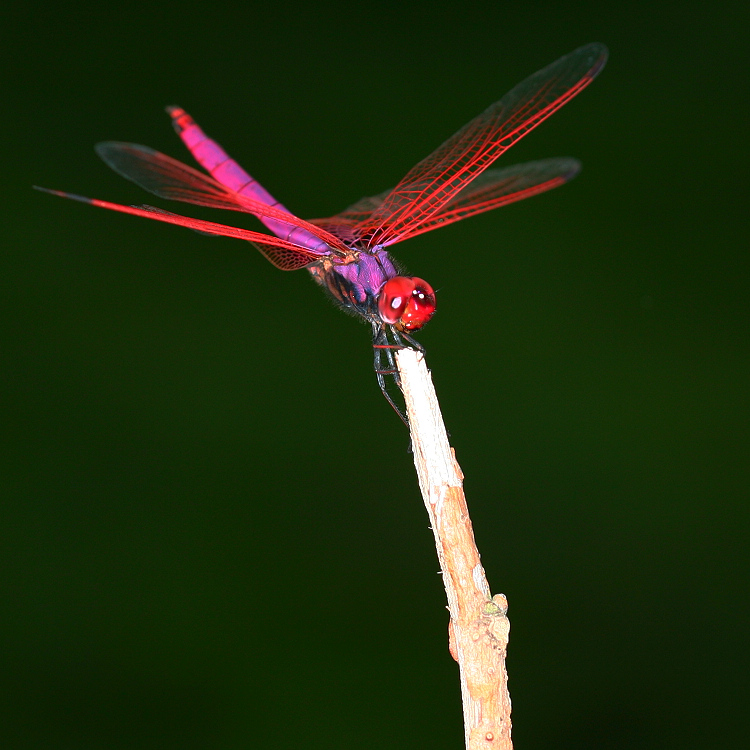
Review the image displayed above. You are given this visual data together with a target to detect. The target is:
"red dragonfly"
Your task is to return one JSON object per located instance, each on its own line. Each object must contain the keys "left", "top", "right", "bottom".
{"left": 38, "top": 43, "right": 607, "bottom": 422}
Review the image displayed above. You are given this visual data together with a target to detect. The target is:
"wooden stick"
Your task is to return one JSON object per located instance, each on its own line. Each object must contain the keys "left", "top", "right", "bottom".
{"left": 396, "top": 348, "right": 512, "bottom": 750}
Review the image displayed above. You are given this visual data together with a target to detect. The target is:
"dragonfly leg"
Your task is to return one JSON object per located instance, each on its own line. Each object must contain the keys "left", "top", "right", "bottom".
{"left": 371, "top": 323, "right": 422, "bottom": 427}
{"left": 393, "top": 328, "right": 425, "bottom": 353}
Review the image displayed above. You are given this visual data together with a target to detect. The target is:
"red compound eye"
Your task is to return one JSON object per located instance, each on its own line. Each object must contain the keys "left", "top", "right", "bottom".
{"left": 377, "top": 276, "right": 436, "bottom": 332}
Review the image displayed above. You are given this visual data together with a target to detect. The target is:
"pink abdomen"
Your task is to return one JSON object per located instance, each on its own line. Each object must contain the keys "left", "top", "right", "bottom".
{"left": 168, "top": 107, "right": 328, "bottom": 253}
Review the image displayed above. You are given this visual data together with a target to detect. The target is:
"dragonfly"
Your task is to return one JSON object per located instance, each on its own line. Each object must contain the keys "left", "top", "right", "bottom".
{"left": 37, "top": 42, "right": 607, "bottom": 423}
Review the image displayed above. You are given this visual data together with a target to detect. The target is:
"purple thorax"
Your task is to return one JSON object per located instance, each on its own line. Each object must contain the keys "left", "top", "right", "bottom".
{"left": 331, "top": 250, "right": 398, "bottom": 303}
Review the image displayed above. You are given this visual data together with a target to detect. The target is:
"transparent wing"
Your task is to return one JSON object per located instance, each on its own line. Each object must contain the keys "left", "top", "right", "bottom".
{"left": 311, "top": 157, "right": 580, "bottom": 245}
{"left": 35, "top": 187, "right": 324, "bottom": 270}
{"left": 385, "top": 157, "right": 581, "bottom": 241}
{"left": 95, "top": 142, "right": 350, "bottom": 256}
{"left": 355, "top": 43, "right": 607, "bottom": 248}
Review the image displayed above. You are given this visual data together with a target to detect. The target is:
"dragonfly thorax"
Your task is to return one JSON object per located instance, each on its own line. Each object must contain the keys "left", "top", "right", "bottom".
{"left": 308, "top": 253, "right": 436, "bottom": 332}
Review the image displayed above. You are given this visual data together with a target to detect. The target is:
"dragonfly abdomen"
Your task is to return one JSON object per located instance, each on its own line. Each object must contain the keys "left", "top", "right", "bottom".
{"left": 168, "top": 106, "right": 330, "bottom": 253}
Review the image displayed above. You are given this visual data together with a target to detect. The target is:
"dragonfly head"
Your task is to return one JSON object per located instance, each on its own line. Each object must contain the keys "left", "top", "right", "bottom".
{"left": 377, "top": 276, "right": 436, "bottom": 332}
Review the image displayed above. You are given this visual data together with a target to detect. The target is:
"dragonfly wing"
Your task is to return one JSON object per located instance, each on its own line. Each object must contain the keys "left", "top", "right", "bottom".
{"left": 35, "top": 187, "right": 323, "bottom": 270}
{"left": 308, "top": 188, "right": 392, "bottom": 245}
{"left": 305, "top": 217, "right": 359, "bottom": 246}
{"left": 311, "top": 156, "right": 578, "bottom": 243}
{"left": 358, "top": 42, "right": 607, "bottom": 248}
{"left": 381, "top": 157, "right": 581, "bottom": 243}
{"left": 95, "top": 142, "right": 350, "bottom": 256}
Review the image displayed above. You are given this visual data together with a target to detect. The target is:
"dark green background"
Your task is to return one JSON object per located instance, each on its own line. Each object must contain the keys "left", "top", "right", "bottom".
{"left": 3, "top": 1, "right": 748, "bottom": 747}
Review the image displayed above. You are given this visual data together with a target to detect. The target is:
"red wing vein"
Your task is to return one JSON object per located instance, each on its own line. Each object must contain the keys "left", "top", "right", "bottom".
{"left": 95, "top": 142, "right": 349, "bottom": 255}
{"left": 358, "top": 43, "right": 607, "bottom": 248}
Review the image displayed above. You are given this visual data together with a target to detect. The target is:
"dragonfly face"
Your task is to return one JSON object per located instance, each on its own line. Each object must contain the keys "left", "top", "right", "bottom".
{"left": 37, "top": 43, "right": 607, "bottom": 422}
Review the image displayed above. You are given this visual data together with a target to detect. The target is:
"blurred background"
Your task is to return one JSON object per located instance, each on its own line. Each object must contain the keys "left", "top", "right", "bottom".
{"left": 2, "top": 1, "right": 748, "bottom": 747}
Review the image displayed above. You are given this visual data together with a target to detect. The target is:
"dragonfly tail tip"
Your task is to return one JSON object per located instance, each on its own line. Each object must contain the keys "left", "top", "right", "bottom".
{"left": 33, "top": 185, "right": 92, "bottom": 204}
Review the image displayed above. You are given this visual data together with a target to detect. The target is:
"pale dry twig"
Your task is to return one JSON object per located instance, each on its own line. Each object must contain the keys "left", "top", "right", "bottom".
{"left": 396, "top": 348, "right": 512, "bottom": 750}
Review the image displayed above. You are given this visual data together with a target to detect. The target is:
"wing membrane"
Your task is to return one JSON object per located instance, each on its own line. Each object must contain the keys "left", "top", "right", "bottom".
{"left": 311, "top": 158, "right": 580, "bottom": 245}
{"left": 389, "top": 157, "right": 581, "bottom": 241}
{"left": 95, "top": 142, "right": 350, "bottom": 256}
{"left": 35, "top": 187, "right": 323, "bottom": 270}
{"left": 360, "top": 42, "right": 607, "bottom": 248}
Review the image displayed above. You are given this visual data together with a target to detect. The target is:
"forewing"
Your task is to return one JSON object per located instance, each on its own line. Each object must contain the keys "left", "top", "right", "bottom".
{"left": 95, "top": 142, "right": 350, "bottom": 255}
{"left": 35, "top": 187, "right": 322, "bottom": 270}
{"left": 359, "top": 42, "right": 607, "bottom": 248}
